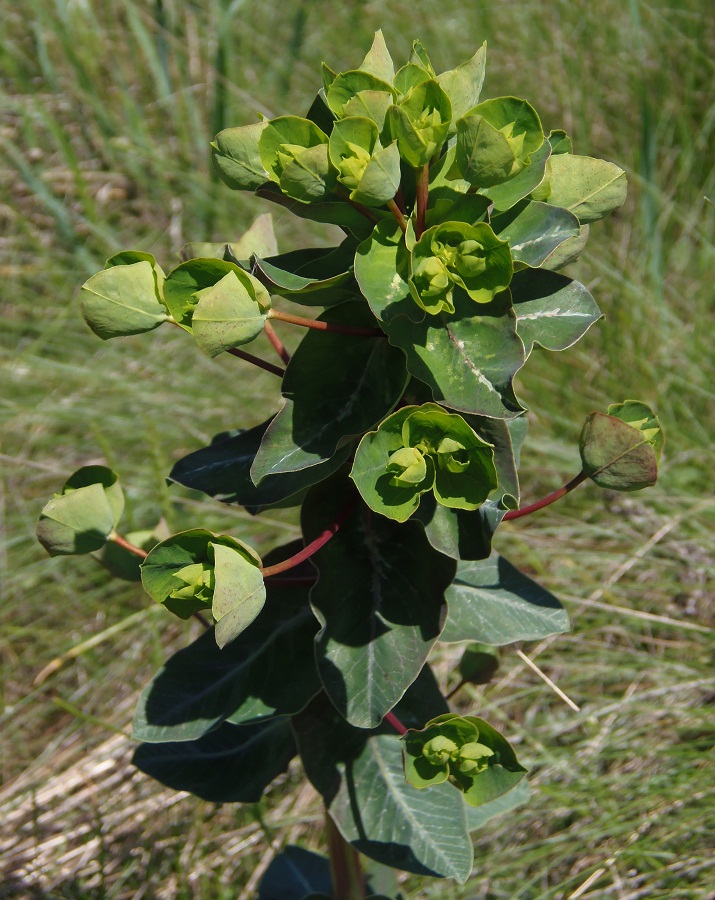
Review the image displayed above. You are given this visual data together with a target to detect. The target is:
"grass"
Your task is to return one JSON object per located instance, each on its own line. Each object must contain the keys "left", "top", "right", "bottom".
{"left": 1, "top": 0, "right": 714, "bottom": 896}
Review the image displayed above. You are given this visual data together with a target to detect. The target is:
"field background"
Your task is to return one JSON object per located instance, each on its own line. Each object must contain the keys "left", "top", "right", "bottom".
{"left": 1, "top": 0, "right": 714, "bottom": 897}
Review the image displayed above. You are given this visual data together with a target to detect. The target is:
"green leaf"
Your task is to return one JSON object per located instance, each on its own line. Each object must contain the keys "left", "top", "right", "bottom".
{"left": 80, "top": 259, "right": 169, "bottom": 340}
{"left": 547, "top": 129, "right": 573, "bottom": 155}
{"left": 543, "top": 154, "right": 627, "bottom": 223}
{"left": 37, "top": 466, "right": 124, "bottom": 557}
{"left": 328, "top": 117, "right": 401, "bottom": 207}
{"left": 387, "top": 80, "right": 452, "bottom": 167}
{"left": 437, "top": 43, "right": 487, "bottom": 123}
{"left": 192, "top": 271, "right": 268, "bottom": 357}
{"left": 354, "top": 219, "right": 415, "bottom": 323}
{"left": 540, "top": 223, "right": 590, "bottom": 270}
{"left": 492, "top": 200, "right": 581, "bottom": 267}
{"left": 169, "top": 418, "right": 352, "bottom": 511}
{"left": 441, "top": 553, "right": 569, "bottom": 644}
{"left": 350, "top": 404, "right": 497, "bottom": 523}
{"left": 163, "top": 258, "right": 263, "bottom": 331}
{"left": 303, "top": 477, "right": 455, "bottom": 728}
{"left": 359, "top": 30, "right": 395, "bottom": 84}
{"left": 258, "top": 116, "right": 328, "bottom": 180}
{"left": 580, "top": 401, "right": 662, "bottom": 491}
{"left": 466, "top": 778, "right": 531, "bottom": 831}
{"left": 458, "top": 717, "right": 527, "bottom": 807}
{"left": 252, "top": 240, "right": 355, "bottom": 303}
{"left": 326, "top": 70, "right": 396, "bottom": 117}
{"left": 211, "top": 122, "right": 268, "bottom": 191}
{"left": 257, "top": 183, "right": 381, "bottom": 241}
{"left": 133, "top": 553, "right": 319, "bottom": 741}
{"left": 385, "top": 290, "right": 525, "bottom": 419}
{"left": 229, "top": 212, "right": 279, "bottom": 260}
{"left": 481, "top": 139, "right": 551, "bottom": 212}
{"left": 258, "top": 846, "right": 333, "bottom": 900}
{"left": 132, "top": 717, "right": 296, "bottom": 803}
{"left": 280, "top": 142, "right": 336, "bottom": 203}
{"left": 453, "top": 115, "right": 516, "bottom": 188}
{"left": 251, "top": 302, "right": 408, "bottom": 481}
{"left": 140, "top": 529, "right": 265, "bottom": 648}
{"left": 510, "top": 268, "right": 602, "bottom": 356}
{"left": 416, "top": 496, "right": 505, "bottom": 562}
{"left": 293, "top": 685, "right": 474, "bottom": 882}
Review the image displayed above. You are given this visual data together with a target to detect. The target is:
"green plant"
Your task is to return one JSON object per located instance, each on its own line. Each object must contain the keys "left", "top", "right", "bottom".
{"left": 37, "top": 32, "right": 663, "bottom": 898}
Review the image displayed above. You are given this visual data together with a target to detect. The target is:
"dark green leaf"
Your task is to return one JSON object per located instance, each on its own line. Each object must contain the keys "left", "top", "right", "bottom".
{"left": 251, "top": 302, "right": 407, "bottom": 481}
{"left": 293, "top": 687, "right": 473, "bottom": 882}
{"left": 511, "top": 268, "right": 602, "bottom": 356}
{"left": 169, "top": 418, "right": 352, "bottom": 511}
{"left": 416, "top": 497, "right": 505, "bottom": 562}
{"left": 257, "top": 183, "right": 381, "bottom": 241}
{"left": 133, "top": 558, "right": 319, "bottom": 741}
{"left": 132, "top": 717, "right": 295, "bottom": 803}
{"left": 385, "top": 290, "right": 525, "bottom": 419}
{"left": 493, "top": 200, "right": 581, "bottom": 267}
{"left": 442, "top": 553, "right": 569, "bottom": 644}
{"left": 252, "top": 240, "right": 355, "bottom": 303}
{"left": 458, "top": 643, "right": 499, "bottom": 685}
{"left": 258, "top": 846, "right": 332, "bottom": 900}
{"left": 303, "top": 477, "right": 454, "bottom": 728}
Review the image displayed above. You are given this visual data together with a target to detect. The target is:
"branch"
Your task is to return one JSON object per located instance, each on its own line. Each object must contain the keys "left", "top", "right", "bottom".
{"left": 503, "top": 470, "right": 588, "bottom": 521}
{"left": 263, "top": 320, "right": 291, "bottom": 365}
{"left": 384, "top": 710, "right": 408, "bottom": 735}
{"left": 227, "top": 346, "right": 285, "bottom": 377}
{"left": 415, "top": 163, "right": 429, "bottom": 239}
{"left": 386, "top": 198, "right": 408, "bottom": 234}
{"left": 268, "top": 309, "right": 384, "bottom": 337}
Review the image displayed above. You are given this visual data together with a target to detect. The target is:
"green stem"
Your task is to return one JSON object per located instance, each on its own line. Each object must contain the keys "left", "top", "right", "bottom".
{"left": 268, "top": 309, "right": 384, "bottom": 337}
{"left": 325, "top": 807, "right": 367, "bottom": 900}
{"left": 263, "top": 320, "right": 291, "bottom": 365}
{"left": 387, "top": 198, "right": 408, "bottom": 234}
{"left": 415, "top": 163, "right": 429, "bottom": 239}
{"left": 503, "top": 470, "right": 588, "bottom": 521}
{"left": 261, "top": 498, "right": 356, "bottom": 578}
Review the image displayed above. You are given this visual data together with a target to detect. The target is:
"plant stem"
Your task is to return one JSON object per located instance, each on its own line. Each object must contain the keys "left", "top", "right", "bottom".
{"left": 415, "top": 163, "right": 429, "bottom": 239}
{"left": 227, "top": 346, "right": 285, "bottom": 377}
{"left": 503, "top": 470, "right": 588, "bottom": 521}
{"left": 346, "top": 196, "right": 380, "bottom": 224}
{"left": 386, "top": 198, "right": 408, "bottom": 234}
{"left": 325, "top": 807, "right": 367, "bottom": 900}
{"left": 395, "top": 184, "right": 406, "bottom": 213}
{"left": 268, "top": 309, "right": 384, "bottom": 337}
{"left": 263, "top": 320, "right": 291, "bottom": 365}
{"left": 108, "top": 532, "right": 147, "bottom": 559}
{"left": 261, "top": 499, "right": 356, "bottom": 578}
{"left": 384, "top": 710, "right": 408, "bottom": 735}
{"left": 445, "top": 679, "right": 466, "bottom": 701}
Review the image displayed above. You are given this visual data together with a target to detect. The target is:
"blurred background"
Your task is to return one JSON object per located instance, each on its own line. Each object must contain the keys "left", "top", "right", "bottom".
{"left": 1, "top": 0, "right": 714, "bottom": 896}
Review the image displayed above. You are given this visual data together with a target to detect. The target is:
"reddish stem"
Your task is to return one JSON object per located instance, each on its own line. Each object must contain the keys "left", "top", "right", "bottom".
{"left": 346, "top": 196, "right": 380, "bottom": 225}
{"left": 109, "top": 532, "right": 147, "bottom": 559}
{"left": 395, "top": 185, "right": 407, "bottom": 214}
{"left": 227, "top": 346, "right": 285, "bottom": 377}
{"left": 263, "top": 320, "right": 291, "bottom": 365}
{"left": 384, "top": 710, "right": 408, "bottom": 736}
{"left": 415, "top": 164, "right": 429, "bottom": 239}
{"left": 268, "top": 309, "right": 384, "bottom": 337}
{"left": 386, "top": 198, "right": 408, "bottom": 234}
{"left": 260, "top": 499, "right": 356, "bottom": 578}
{"left": 503, "top": 470, "right": 588, "bottom": 521}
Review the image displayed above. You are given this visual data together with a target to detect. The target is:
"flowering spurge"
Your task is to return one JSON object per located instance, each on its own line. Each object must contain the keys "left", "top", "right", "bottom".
{"left": 403, "top": 714, "right": 527, "bottom": 807}
{"left": 350, "top": 403, "right": 498, "bottom": 522}
{"left": 328, "top": 117, "right": 401, "bottom": 207}
{"left": 409, "top": 221, "right": 513, "bottom": 314}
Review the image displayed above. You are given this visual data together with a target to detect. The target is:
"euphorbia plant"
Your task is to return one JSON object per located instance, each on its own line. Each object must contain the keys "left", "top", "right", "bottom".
{"left": 38, "top": 33, "right": 663, "bottom": 897}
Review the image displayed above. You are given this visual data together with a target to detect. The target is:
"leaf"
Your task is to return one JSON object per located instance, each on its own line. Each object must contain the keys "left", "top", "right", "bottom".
{"left": 359, "top": 30, "right": 395, "bottom": 84}
{"left": 466, "top": 778, "right": 531, "bottom": 831}
{"left": 257, "top": 183, "right": 381, "bottom": 241}
{"left": 453, "top": 115, "right": 516, "bottom": 188}
{"left": 229, "top": 212, "right": 279, "bottom": 260}
{"left": 540, "top": 223, "right": 590, "bottom": 270}
{"left": 416, "top": 496, "right": 505, "bottom": 562}
{"left": 168, "top": 418, "right": 352, "bottom": 510}
{"left": 385, "top": 290, "right": 525, "bottom": 419}
{"left": 132, "top": 717, "right": 296, "bottom": 803}
{"left": 459, "top": 643, "right": 499, "bottom": 685}
{"left": 580, "top": 402, "right": 662, "bottom": 491}
{"left": 480, "top": 139, "right": 551, "bottom": 212}
{"left": 133, "top": 558, "right": 319, "bottom": 741}
{"left": 293, "top": 688, "right": 473, "bottom": 882}
{"left": 302, "top": 476, "right": 454, "bottom": 728}
{"left": 326, "top": 70, "right": 396, "bottom": 117}
{"left": 354, "top": 220, "right": 416, "bottom": 323}
{"left": 258, "top": 846, "right": 333, "bottom": 900}
{"left": 211, "top": 122, "right": 268, "bottom": 191}
{"left": 510, "top": 268, "right": 602, "bottom": 356}
{"left": 493, "top": 200, "right": 581, "bottom": 267}
{"left": 163, "top": 258, "right": 265, "bottom": 331}
{"left": 258, "top": 116, "right": 328, "bottom": 182}
{"left": 437, "top": 43, "right": 487, "bottom": 122}
{"left": 80, "top": 261, "right": 169, "bottom": 340}
{"left": 192, "top": 271, "right": 268, "bottom": 357}
{"left": 36, "top": 466, "right": 123, "bottom": 557}
{"left": 280, "top": 142, "right": 335, "bottom": 203}
{"left": 544, "top": 154, "right": 627, "bottom": 223}
{"left": 252, "top": 240, "right": 355, "bottom": 303}
{"left": 441, "top": 553, "right": 569, "bottom": 644}
{"left": 251, "top": 302, "right": 408, "bottom": 481}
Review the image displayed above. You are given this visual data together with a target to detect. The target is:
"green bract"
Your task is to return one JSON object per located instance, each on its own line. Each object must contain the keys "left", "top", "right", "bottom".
{"left": 409, "top": 221, "right": 513, "bottom": 313}
{"left": 351, "top": 404, "right": 498, "bottom": 522}
{"left": 328, "top": 117, "right": 401, "bottom": 207}
{"left": 387, "top": 79, "right": 452, "bottom": 168}
{"left": 141, "top": 529, "right": 265, "bottom": 648}
{"left": 403, "top": 713, "right": 527, "bottom": 806}
{"left": 258, "top": 116, "right": 334, "bottom": 203}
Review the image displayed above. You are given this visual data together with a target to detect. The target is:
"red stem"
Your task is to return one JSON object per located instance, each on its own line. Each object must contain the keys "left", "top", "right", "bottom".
{"left": 384, "top": 710, "right": 408, "bottom": 736}
{"left": 415, "top": 164, "right": 429, "bottom": 239}
{"left": 268, "top": 309, "right": 384, "bottom": 337}
{"left": 260, "top": 499, "right": 356, "bottom": 578}
{"left": 227, "top": 346, "right": 285, "bottom": 377}
{"left": 503, "top": 470, "right": 588, "bottom": 521}
{"left": 395, "top": 185, "right": 407, "bottom": 214}
{"left": 386, "top": 198, "right": 407, "bottom": 234}
{"left": 263, "top": 320, "right": 291, "bottom": 365}
{"left": 109, "top": 532, "right": 147, "bottom": 559}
